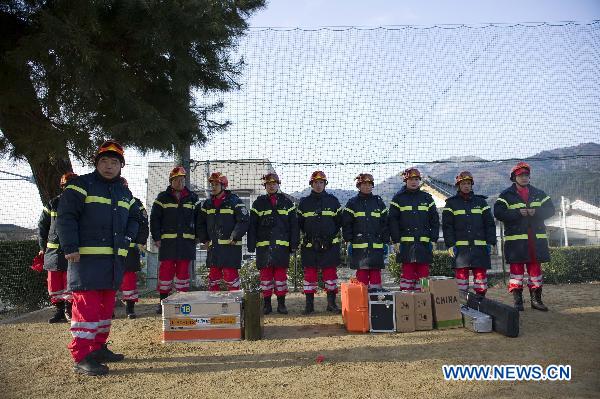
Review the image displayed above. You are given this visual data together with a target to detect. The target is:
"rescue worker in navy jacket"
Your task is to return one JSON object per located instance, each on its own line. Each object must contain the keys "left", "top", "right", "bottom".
{"left": 248, "top": 173, "right": 299, "bottom": 315}
{"left": 494, "top": 162, "right": 554, "bottom": 311}
{"left": 38, "top": 172, "right": 78, "bottom": 323}
{"left": 119, "top": 178, "right": 149, "bottom": 319}
{"left": 388, "top": 168, "right": 440, "bottom": 291}
{"left": 297, "top": 171, "right": 343, "bottom": 314}
{"left": 442, "top": 171, "right": 496, "bottom": 297}
{"left": 342, "top": 173, "right": 389, "bottom": 291}
{"left": 150, "top": 166, "right": 199, "bottom": 313}
{"left": 57, "top": 140, "right": 139, "bottom": 376}
{"left": 197, "top": 172, "right": 249, "bottom": 291}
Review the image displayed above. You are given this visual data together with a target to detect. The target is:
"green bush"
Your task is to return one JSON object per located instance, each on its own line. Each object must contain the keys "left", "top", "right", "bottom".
{"left": 387, "top": 246, "right": 600, "bottom": 285}
{"left": 544, "top": 246, "right": 600, "bottom": 284}
{"left": 0, "top": 240, "right": 49, "bottom": 312}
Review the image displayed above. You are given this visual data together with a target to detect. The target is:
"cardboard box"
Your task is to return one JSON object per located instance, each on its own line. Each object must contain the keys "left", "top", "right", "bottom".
{"left": 393, "top": 291, "right": 415, "bottom": 333}
{"left": 421, "top": 277, "right": 462, "bottom": 330}
{"left": 413, "top": 291, "right": 433, "bottom": 331}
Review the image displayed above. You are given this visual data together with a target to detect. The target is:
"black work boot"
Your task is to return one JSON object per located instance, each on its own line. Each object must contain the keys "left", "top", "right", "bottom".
{"left": 530, "top": 288, "right": 548, "bottom": 311}
{"left": 326, "top": 291, "right": 341, "bottom": 313}
{"left": 276, "top": 296, "right": 288, "bottom": 314}
{"left": 156, "top": 293, "right": 169, "bottom": 314}
{"left": 73, "top": 354, "right": 109, "bottom": 376}
{"left": 512, "top": 289, "right": 524, "bottom": 311}
{"left": 64, "top": 301, "right": 72, "bottom": 321}
{"left": 125, "top": 301, "right": 136, "bottom": 319}
{"left": 303, "top": 293, "right": 315, "bottom": 315}
{"left": 48, "top": 302, "right": 67, "bottom": 324}
{"left": 89, "top": 344, "right": 125, "bottom": 363}
{"left": 263, "top": 297, "right": 272, "bottom": 315}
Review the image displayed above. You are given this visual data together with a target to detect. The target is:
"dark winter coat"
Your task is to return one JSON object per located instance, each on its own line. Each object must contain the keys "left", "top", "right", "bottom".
{"left": 388, "top": 187, "right": 440, "bottom": 264}
{"left": 494, "top": 184, "right": 554, "bottom": 263}
{"left": 56, "top": 171, "right": 139, "bottom": 291}
{"left": 342, "top": 193, "right": 389, "bottom": 270}
{"left": 150, "top": 186, "right": 199, "bottom": 261}
{"left": 247, "top": 193, "right": 300, "bottom": 269}
{"left": 38, "top": 195, "right": 68, "bottom": 271}
{"left": 196, "top": 191, "right": 250, "bottom": 269}
{"left": 297, "top": 190, "right": 342, "bottom": 269}
{"left": 125, "top": 198, "right": 149, "bottom": 272}
{"left": 442, "top": 192, "right": 497, "bottom": 269}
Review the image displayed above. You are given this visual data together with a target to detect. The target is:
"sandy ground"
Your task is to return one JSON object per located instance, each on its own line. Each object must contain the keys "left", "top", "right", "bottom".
{"left": 0, "top": 283, "right": 599, "bottom": 399}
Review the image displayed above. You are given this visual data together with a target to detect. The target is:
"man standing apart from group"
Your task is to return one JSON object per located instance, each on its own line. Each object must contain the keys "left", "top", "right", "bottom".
{"left": 57, "top": 140, "right": 139, "bottom": 376}
{"left": 494, "top": 162, "right": 554, "bottom": 311}
{"left": 388, "top": 168, "right": 439, "bottom": 292}
{"left": 248, "top": 173, "right": 299, "bottom": 314}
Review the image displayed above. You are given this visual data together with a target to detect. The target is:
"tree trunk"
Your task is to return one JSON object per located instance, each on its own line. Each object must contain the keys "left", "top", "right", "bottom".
{"left": 0, "top": 53, "right": 73, "bottom": 205}
{"left": 174, "top": 142, "right": 191, "bottom": 188}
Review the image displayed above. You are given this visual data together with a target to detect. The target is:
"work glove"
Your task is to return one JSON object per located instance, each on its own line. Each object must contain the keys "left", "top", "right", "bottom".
{"left": 448, "top": 246, "right": 458, "bottom": 258}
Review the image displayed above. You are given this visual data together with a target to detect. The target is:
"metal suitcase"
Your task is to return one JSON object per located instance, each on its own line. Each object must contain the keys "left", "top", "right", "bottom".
{"left": 460, "top": 305, "right": 492, "bottom": 333}
{"left": 369, "top": 291, "right": 396, "bottom": 332}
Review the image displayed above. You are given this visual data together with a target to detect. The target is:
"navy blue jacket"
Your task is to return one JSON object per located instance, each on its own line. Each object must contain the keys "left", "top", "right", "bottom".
{"left": 388, "top": 187, "right": 440, "bottom": 264}
{"left": 442, "top": 192, "right": 496, "bottom": 269}
{"left": 247, "top": 193, "right": 300, "bottom": 269}
{"left": 342, "top": 193, "right": 389, "bottom": 270}
{"left": 150, "top": 186, "right": 199, "bottom": 261}
{"left": 297, "top": 190, "right": 342, "bottom": 269}
{"left": 38, "top": 195, "right": 68, "bottom": 271}
{"left": 57, "top": 171, "right": 139, "bottom": 291}
{"left": 125, "top": 198, "right": 149, "bottom": 272}
{"left": 196, "top": 191, "right": 249, "bottom": 269}
{"left": 494, "top": 184, "right": 554, "bottom": 263}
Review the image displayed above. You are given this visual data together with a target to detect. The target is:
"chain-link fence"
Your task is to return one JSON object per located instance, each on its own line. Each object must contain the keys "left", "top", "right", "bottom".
{"left": 2, "top": 22, "right": 599, "bottom": 317}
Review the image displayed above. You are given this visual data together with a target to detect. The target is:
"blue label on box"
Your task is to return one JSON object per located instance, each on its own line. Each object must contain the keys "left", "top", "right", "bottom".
{"left": 180, "top": 304, "right": 191, "bottom": 314}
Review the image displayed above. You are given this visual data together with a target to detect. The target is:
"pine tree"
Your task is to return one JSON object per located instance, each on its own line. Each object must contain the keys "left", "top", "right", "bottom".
{"left": 0, "top": 0, "right": 264, "bottom": 203}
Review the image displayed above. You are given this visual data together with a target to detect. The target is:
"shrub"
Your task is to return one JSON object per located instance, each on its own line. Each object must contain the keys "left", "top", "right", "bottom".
{"left": 544, "top": 246, "right": 600, "bottom": 284}
{"left": 0, "top": 240, "right": 49, "bottom": 312}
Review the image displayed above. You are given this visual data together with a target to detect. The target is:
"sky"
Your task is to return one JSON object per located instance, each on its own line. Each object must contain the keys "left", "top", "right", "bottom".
{"left": 249, "top": 0, "right": 600, "bottom": 27}
{"left": 2, "top": 0, "right": 599, "bottom": 228}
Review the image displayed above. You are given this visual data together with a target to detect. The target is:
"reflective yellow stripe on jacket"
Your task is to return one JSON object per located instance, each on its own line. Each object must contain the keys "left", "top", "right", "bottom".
{"left": 161, "top": 233, "right": 195, "bottom": 240}
{"left": 256, "top": 240, "right": 290, "bottom": 247}
{"left": 400, "top": 236, "right": 431, "bottom": 243}
{"left": 79, "top": 247, "right": 128, "bottom": 257}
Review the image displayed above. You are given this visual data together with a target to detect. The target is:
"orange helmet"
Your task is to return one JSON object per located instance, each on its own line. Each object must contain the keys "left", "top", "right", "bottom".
{"left": 455, "top": 171, "right": 474, "bottom": 186}
{"left": 355, "top": 173, "right": 374, "bottom": 188}
{"left": 208, "top": 172, "right": 228, "bottom": 188}
{"left": 402, "top": 167, "right": 421, "bottom": 182}
{"left": 169, "top": 166, "right": 186, "bottom": 181}
{"left": 309, "top": 170, "right": 327, "bottom": 185}
{"left": 95, "top": 140, "right": 125, "bottom": 165}
{"left": 262, "top": 172, "right": 281, "bottom": 185}
{"left": 120, "top": 177, "right": 128, "bottom": 187}
{"left": 510, "top": 161, "right": 531, "bottom": 181}
{"left": 60, "top": 172, "right": 78, "bottom": 188}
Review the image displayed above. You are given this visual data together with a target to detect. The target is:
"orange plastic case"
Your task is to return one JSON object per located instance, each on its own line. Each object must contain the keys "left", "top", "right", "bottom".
{"left": 341, "top": 278, "right": 369, "bottom": 333}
